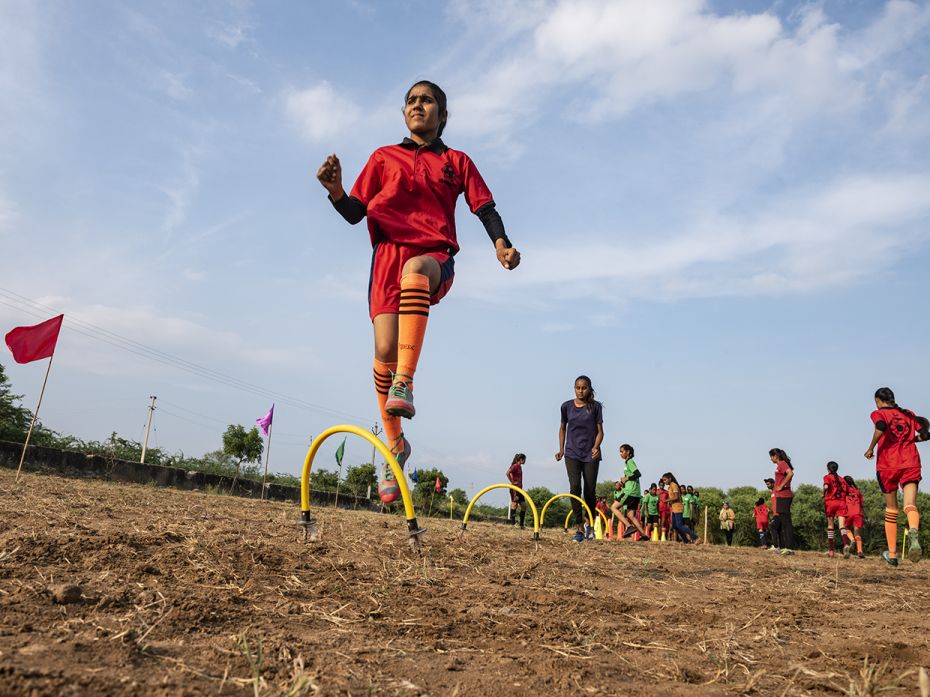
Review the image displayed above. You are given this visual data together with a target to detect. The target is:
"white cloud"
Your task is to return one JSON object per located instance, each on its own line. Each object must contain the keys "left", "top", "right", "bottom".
{"left": 285, "top": 81, "right": 360, "bottom": 142}
{"left": 455, "top": 172, "right": 930, "bottom": 302}
{"left": 205, "top": 19, "right": 253, "bottom": 49}
{"left": 160, "top": 147, "right": 201, "bottom": 235}
{"left": 156, "top": 70, "right": 193, "bottom": 100}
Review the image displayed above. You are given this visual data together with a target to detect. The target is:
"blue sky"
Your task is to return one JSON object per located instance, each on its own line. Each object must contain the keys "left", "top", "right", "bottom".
{"left": 3, "top": 0, "right": 930, "bottom": 506}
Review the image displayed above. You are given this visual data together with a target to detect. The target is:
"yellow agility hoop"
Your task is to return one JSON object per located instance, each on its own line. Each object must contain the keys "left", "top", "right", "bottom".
{"left": 461, "top": 483, "right": 540, "bottom": 542}
{"left": 540, "top": 493, "right": 595, "bottom": 530}
{"left": 300, "top": 424, "right": 423, "bottom": 546}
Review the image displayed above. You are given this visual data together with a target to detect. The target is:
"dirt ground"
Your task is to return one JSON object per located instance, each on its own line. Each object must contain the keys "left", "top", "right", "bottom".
{"left": 0, "top": 469, "right": 928, "bottom": 696}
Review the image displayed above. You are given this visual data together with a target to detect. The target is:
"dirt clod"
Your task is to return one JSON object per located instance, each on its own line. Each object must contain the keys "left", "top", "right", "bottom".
{"left": 49, "top": 584, "right": 83, "bottom": 604}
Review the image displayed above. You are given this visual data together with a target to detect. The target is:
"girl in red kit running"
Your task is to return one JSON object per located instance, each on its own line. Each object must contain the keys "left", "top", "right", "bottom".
{"left": 822, "top": 461, "right": 848, "bottom": 558}
{"left": 317, "top": 81, "right": 521, "bottom": 502}
{"left": 865, "top": 387, "right": 929, "bottom": 566}
{"left": 842, "top": 476, "right": 866, "bottom": 559}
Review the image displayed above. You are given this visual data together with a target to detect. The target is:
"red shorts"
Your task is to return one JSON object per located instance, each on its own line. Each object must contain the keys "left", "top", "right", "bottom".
{"left": 846, "top": 513, "right": 864, "bottom": 529}
{"left": 876, "top": 466, "right": 922, "bottom": 494}
{"left": 824, "top": 499, "right": 847, "bottom": 518}
{"left": 368, "top": 242, "right": 455, "bottom": 320}
{"left": 658, "top": 505, "right": 668, "bottom": 522}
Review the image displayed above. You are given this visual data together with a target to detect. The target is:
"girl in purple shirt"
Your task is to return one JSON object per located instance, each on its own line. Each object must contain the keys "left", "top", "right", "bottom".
{"left": 556, "top": 375, "right": 604, "bottom": 542}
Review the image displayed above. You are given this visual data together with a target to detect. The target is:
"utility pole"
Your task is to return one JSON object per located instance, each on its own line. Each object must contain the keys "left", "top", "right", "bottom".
{"left": 140, "top": 395, "right": 157, "bottom": 463}
{"left": 369, "top": 422, "right": 382, "bottom": 502}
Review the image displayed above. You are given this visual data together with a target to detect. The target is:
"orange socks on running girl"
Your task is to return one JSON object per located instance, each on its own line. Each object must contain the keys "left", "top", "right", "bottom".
{"left": 373, "top": 359, "right": 402, "bottom": 447}
{"left": 885, "top": 508, "right": 899, "bottom": 558}
{"left": 904, "top": 504, "right": 920, "bottom": 530}
{"left": 396, "top": 273, "right": 430, "bottom": 386}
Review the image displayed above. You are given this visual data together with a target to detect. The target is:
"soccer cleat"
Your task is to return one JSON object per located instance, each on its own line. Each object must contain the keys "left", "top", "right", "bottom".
{"left": 377, "top": 464, "right": 400, "bottom": 504}
{"left": 384, "top": 376, "right": 415, "bottom": 418}
{"left": 881, "top": 551, "right": 899, "bottom": 568}
{"left": 827, "top": 550, "right": 835, "bottom": 558}
{"left": 857, "top": 552, "right": 865, "bottom": 559}
{"left": 780, "top": 548, "right": 794, "bottom": 556}
{"left": 842, "top": 544, "right": 852, "bottom": 559}
{"left": 572, "top": 531, "right": 585, "bottom": 543}
{"left": 906, "top": 528, "right": 922, "bottom": 563}
{"left": 390, "top": 433, "right": 411, "bottom": 470}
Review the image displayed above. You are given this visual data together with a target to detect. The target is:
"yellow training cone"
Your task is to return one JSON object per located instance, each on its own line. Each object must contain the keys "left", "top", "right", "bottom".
{"left": 660, "top": 527, "right": 667, "bottom": 542}
{"left": 594, "top": 515, "right": 603, "bottom": 540}
{"left": 651, "top": 525, "right": 659, "bottom": 542}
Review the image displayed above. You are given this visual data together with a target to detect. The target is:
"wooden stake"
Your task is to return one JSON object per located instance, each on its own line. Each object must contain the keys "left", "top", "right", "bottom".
{"left": 15, "top": 355, "right": 54, "bottom": 483}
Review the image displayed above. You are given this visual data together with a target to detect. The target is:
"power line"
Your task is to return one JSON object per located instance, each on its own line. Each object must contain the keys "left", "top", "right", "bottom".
{"left": 0, "top": 287, "right": 371, "bottom": 423}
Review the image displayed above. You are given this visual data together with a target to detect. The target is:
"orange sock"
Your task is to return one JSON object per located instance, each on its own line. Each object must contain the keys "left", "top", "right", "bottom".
{"left": 373, "top": 359, "right": 402, "bottom": 447}
{"left": 904, "top": 504, "right": 920, "bottom": 530}
{"left": 855, "top": 535, "right": 863, "bottom": 554}
{"left": 396, "top": 273, "right": 431, "bottom": 383}
{"left": 846, "top": 529, "right": 855, "bottom": 545}
{"left": 884, "top": 508, "right": 899, "bottom": 558}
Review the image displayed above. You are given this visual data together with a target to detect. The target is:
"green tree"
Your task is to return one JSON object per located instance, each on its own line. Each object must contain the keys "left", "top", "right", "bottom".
{"left": 222, "top": 424, "right": 264, "bottom": 486}
{"left": 410, "top": 467, "right": 447, "bottom": 511}
{"left": 311, "top": 468, "right": 339, "bottom": 491}
{"left": 449, "top": 488, "right": 468, "bottom": 506}
{"left": 525, "top": 485, "right": 571, "bottom": 528}
{"left": 344, "top": 463, "right": 376, "bottom": 496}
{"left": 0, "top": 362, "right": 32, "bottom": 443}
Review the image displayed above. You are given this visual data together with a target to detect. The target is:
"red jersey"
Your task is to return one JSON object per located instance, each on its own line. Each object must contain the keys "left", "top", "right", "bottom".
{"left": 823, "top": 474, "right": 847, "bottom": 501}
{"left": 350, "top": 139, "right": 494, "bottom": 254}
{"left": 871, "top": 407, "right": 922, "bottom": 471}
{"left": 844, "top": 487, "right": 863, "bottom": 517}
{"left": 753, "top": 504, "right": 769, "bottom": 528}
{"left": 506, "top": 462, "right": 523, "bottom": 488}
{"left": 658, "top": 489, "right": 669, "bottom": 508}
{"left": 773, "top": 460, "right": 793, "bottom": 498}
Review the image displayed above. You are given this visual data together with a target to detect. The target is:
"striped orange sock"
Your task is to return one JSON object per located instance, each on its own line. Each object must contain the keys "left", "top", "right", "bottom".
{"left": 373, "top": 359, "right": 401, "bottom": 446}
{"left": 884, "top": 508, "right": 899, "bottom": 558}
{"left": 396, "top": 273, "right": 431, "bottom": 383}
{"left": 904, "top": 504, "right": 919, "bottom": 530}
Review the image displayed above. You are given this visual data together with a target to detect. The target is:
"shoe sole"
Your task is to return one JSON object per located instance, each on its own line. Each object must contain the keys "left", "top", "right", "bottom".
{"left": 385, "top": 404, "right": 415, "bottom": 419}
{"left": 907, "top": 541, "right": 922, "bottom": 563}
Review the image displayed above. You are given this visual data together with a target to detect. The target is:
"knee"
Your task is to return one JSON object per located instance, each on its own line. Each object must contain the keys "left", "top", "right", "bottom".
{"left": 402, "top": 256, "right": 430, "bottom": 276}
{"left": 373, "top": 338, "right": 396, "bottom": 363}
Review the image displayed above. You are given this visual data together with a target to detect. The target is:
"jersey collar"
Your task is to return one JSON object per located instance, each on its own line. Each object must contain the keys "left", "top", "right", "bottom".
{"left": 400, "top": 137, "right": 448, "bottom": 154}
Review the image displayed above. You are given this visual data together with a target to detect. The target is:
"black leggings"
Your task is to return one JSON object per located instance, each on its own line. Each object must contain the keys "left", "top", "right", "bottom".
{"left": 565, "top": 457, "right": 599, "bottom": 527}
{"left": 775, "top": 497, "right": 796, "bottom": 549}
{"left": 723, "top": 528, "right": 734, "bottom": 545}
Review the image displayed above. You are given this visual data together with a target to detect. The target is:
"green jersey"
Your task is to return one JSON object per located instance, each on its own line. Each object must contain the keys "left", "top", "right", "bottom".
{"left": 641, "top": 492, "right": 660, "bottom": 516}
{"left": 622, "top": 458, "right": 641, "bottom": 498}
{"left": 681, "top": 493, "right": 694, "bottom": 518}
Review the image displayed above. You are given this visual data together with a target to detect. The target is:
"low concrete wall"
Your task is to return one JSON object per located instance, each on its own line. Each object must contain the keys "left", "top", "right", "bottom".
{"left": 0, "top": 439, "right": 377, "bottom": 510}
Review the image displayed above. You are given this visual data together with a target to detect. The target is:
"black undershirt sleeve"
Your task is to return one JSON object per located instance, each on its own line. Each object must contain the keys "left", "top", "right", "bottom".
{"left": 475, "top": 202, "right": 511, "bottom": 248}
{"left": 876, "top": 420, "right": 888, "bottom": 431}
{"left": 630, "top": 469, "right": 642, "bottom": 481}
{"left": 329, "top": 193, "right": 366, "bottom": 225}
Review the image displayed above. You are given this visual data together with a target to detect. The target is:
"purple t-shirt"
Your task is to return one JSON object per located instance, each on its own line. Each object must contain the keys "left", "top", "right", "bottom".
{"left": 560, "top": 400, "right": 603, "bottom": 462}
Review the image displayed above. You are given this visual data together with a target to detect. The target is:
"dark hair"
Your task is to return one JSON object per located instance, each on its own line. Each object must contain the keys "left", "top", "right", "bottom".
{"left": 574, "top": 375, "right": 599, "bottom": 412}
{"left": 769, "top": 448, "right": 793, "bottom": 470}
{"left": 512, "top": 453, "right": 526, "bottom": 465}
{"left": 875, "top": 386, "right": 896, "bottom": 403}
{"left": 661, "top": 472, "right": 678, "bottom": 484}
{"left": 843, "top": 475, "right": 858, "bottom": 490}
{"left": 755, "top": 497, "right": 765, "bottom": 506}
{"left": 405, "top": 81, "right": 448, "bottom": 136}
{"left": 826, "top": 461, "right": 843, "bottom": 498}
{"left": 620, "top": 443, "right": 634, "bottom": 459}
{"left": 873, "top": 387, "right": 928, "bottom": 442}
{"left": 649, "top": 482, "right": 657, "bottom": 489}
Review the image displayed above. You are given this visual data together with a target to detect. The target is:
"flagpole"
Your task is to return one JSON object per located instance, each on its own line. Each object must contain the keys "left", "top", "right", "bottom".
{"left": 260, "top": 422, "right": 273, "bottom": 501}
{"left": 15, "top": 354, "right": 54, "bottom": 483}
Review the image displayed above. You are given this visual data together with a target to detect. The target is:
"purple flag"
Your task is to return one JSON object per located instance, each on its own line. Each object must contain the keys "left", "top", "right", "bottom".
{"left": 256, "top": 404, "right": 274, "bottom": 437}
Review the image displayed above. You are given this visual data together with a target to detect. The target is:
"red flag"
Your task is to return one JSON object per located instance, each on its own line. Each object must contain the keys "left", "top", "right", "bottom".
{"left": 435, "top": 476, "right": 441, "bottom": 493}
{"left": 5, "top": 315, "right": 64, "bottom": 364}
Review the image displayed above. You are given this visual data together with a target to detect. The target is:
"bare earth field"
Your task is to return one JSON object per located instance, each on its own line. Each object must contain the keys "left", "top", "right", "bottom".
{"left": 1, "top": 468, "right": 928, "bottom": 696}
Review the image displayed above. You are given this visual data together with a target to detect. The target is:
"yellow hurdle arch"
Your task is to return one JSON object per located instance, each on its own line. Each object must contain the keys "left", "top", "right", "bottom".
{"left": 300, "top": 424, "right": 424, "bottom": 543}
{"left": 540, "top": 493, "right": 595, "bottom": 530}
{"left": 461, "top": 484, "right": 540, "bottom": 542}
{"left": 563, "top": 507, "right": 608, "bottom": 530}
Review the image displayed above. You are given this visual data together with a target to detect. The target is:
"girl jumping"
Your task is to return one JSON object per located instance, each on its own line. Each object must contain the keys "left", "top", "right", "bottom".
{"left": 317, "top": 81, "right": 521, "bottom": 502}
{"left": 865, "top": 386, "right": 928, "bottom": 566}
{"left": 822, "top": 461, "right": 848, "bottom": 558}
